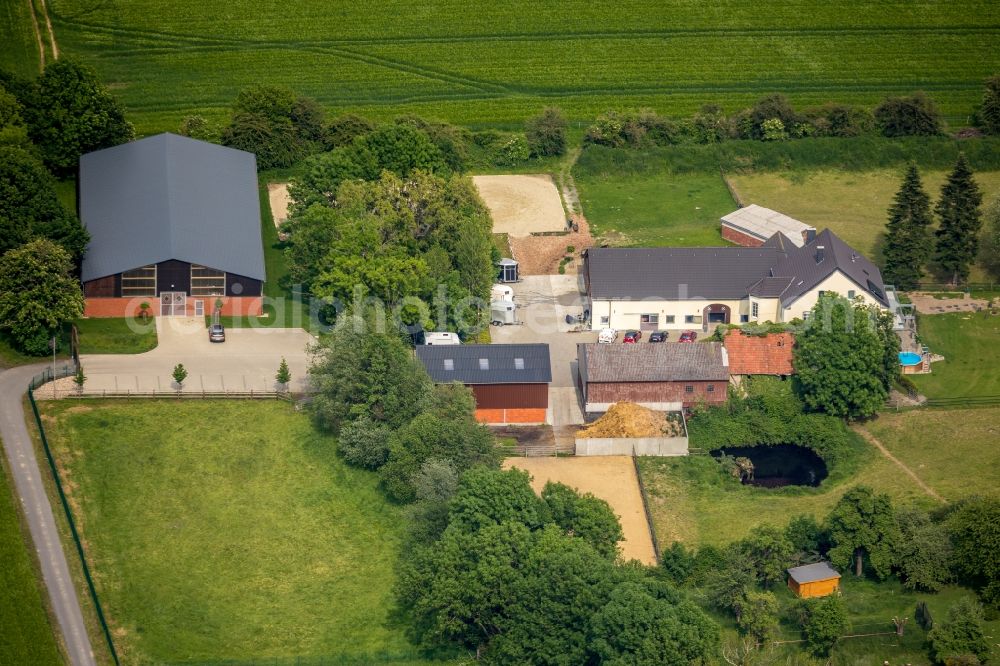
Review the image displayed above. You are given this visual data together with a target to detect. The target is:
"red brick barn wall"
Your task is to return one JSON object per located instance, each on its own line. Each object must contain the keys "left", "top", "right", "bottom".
{"left": 721, "top": 224, "right": 765, "bottom": 247}
{"left": 587, "top": 380, "right": 725, "bottom": 407}
{"left": 84, "top": 297, "right": 264, "bottom": 318}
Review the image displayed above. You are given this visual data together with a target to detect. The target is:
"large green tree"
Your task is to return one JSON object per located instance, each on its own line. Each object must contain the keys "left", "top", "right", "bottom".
{"left": 220, "top": 85, "right": 324, "bottom": 169}
{"left": 826, "top": 486, "right": 899, "bottom": 579}
{"left": 793, "top": 293, "right": 889, "bottom": 419}
{"left": 737, "top": 525, "right": 795, "bottom": 589}
{"left": 800, "top": 595, "right": 848, "bottom": 657}
{"left": 873, "top": 92, "right": 942, "bottom": 137}
{"left": 895, "top": 506, "right": 954, "bottom": 592}
{"left": 541, "top": 481, "right": 624, "bottom": 560}
{"left": 0, "top": 146, "right": 88, "bottom": 259}
{"left": 22, "top": 59, "right": 134, "bottom": 175}
{"left": 977, "top": 74, "right": 1000, "bottom": 135}
{"left": 883, "top": 164, "right": 934, "bottom": 289}
{"left": 928, "top": 597, "right": 990, "bottom": 664}
{"left": 935, "top": 153, "right": 983, "bottom": 285}
{"left": 0, "top": 239, "right": 84, "bottom": 354}
{"left": 947, "top": 497, "right": 1000, "bottom": 607}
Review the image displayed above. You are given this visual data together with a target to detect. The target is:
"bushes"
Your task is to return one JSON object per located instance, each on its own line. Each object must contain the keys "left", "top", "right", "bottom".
{"left": 799, "top": 595, "right": 848, "bottom": 657}
{"left": 875, "top": 92, "right": 943, "bottom": 137}
{"left": 525, "top": 107, "right": 567, "bottom": 157}
{"left": 221, "top": 85, "right": 324, "bottom": 169}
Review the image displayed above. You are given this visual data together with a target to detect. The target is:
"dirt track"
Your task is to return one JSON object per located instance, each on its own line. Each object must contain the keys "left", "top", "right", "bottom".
{"left": 503, "top": 456, "right": 657, "bottom": 565}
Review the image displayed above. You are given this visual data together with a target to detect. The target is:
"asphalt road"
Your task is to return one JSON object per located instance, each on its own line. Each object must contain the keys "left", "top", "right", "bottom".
{"left": 0, "top": 363, "right": 96, "bottom": 666}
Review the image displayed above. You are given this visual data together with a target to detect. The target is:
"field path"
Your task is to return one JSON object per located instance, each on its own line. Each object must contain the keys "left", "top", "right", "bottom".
{"left": 36, "top": 0, "right": 59, "bottom": 58}
{"left": 25, "top": 0, "right": 46, "bottom": 69}
{"left": 852, "top": 425, "right": 944, "bottom": 503}
{"left": 0, "top": 364, "right": 95, "bottom": 665}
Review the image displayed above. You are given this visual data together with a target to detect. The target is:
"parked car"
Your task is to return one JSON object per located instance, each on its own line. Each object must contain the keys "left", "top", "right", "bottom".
{"left": 648, "top": 330, "right": 669, "bottom": 343}
{"left": 209, "top": 323, "right": 226, "bottom": 343}
{"left": 678, "top": 330, "right": 697, "bottom": 343}
{"left": 622, "top": 330, "right": 642, "bottom": 343}
{"left": 598, "top": 328, "right": 618, "bottom": 344}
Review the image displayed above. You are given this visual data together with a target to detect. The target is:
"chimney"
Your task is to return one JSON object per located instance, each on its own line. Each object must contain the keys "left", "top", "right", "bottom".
{"left": 804, "top": 228, "right": 816, "bottom": 244}
{"left": 815, "top": 245, "right": 825, "bottom": 263}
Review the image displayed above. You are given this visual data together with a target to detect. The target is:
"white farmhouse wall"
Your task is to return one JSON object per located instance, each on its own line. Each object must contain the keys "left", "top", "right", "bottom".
{"left": 781, "top": 270, "right": 885, "bottom": 321}
{"left": 590, "top": 298, "right": 745, "bottom": 331}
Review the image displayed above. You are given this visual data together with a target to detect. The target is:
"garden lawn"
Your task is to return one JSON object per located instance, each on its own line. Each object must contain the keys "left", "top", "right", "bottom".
{"left": 0, "top": 449, "right": 63, "bottom": 664}
{"left": 73, "top": 318, "right": 157, "bottom": 354}
{"left": 35, "top": 1, "right": 1000, "bottom": 134}
{"left": 576, "top": 171, "right": 735, "bottom": 246}
{"left": 729, "top": 169, "right": 1000, "bottom": 281}
{"left": 865, "top": 407, "right": 1000, "bottom": 501}
{"left": 38, "top": 400, "right": 433, "bottom": 664}
{"left": 637, "top": 447, "right": 932, "bottom": 550}
{"left": 911, "top": 312, "right": 1000, "bottom": 399}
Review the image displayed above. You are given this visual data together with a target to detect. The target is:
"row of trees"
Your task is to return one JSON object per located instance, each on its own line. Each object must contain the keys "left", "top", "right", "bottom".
{"left": 0, "top": 60, "right": 131, "bottom": 354}
{"left": 585, "top": 77, "right": 1000, "bottom": 149}
{"left": 182, "top": 85, "right": 567, "bottom": 170}
{"left": 884, "top": 155, "right": 987, "bottom": 287}
{"left": 661, "top": 488, "right": 997, "bottom": 661}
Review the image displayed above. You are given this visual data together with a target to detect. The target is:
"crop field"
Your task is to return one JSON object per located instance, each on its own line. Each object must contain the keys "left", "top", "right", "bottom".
{"left": 38, "top": 400, "right": 440, "bottom": 664}
{"left": 24, "top": 0, "right": 1000, "bottom": 134}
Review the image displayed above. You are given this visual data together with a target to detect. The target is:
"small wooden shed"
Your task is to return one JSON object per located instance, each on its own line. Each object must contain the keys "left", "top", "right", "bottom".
{"left": 787, "top": 562, "right": 841, "bottom": 598}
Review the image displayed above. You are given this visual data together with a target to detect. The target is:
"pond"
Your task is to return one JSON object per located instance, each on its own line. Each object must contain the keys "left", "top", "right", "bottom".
{"left": 712, "top": 444, "right": 828, "bottom": 488}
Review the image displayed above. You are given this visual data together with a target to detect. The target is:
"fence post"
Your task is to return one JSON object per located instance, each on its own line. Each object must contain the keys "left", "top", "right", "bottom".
{"left": 27, "top": 386, "right": 121, "bottom": 665}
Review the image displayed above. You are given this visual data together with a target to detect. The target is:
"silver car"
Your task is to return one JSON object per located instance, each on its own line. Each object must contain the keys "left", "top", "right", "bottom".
{"left": 208, "top": 323, "right": 225, "bottom": 343}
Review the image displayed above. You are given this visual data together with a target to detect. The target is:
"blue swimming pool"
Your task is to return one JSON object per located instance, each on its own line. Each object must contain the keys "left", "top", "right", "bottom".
{"left": 899, "top": 352, "right": 922, "bottom": 366}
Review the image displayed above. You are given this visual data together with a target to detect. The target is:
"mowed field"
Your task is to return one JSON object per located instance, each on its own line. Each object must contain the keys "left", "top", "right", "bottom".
{"left": 23, "top": 1, "right": 1000, "bottom": 134}
{"left": 38, "top": 400, "right": 438, "bottom": 664}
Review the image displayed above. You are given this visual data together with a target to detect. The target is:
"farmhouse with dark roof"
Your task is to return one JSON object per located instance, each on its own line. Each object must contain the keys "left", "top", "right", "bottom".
{"left": 585, "top": 228, "right": 889, "bottom": 333}
{"left": 79, "top": 133, "right": 266, "bottom": 318}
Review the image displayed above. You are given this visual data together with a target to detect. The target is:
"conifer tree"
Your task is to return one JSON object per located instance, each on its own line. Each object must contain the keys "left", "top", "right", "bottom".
{"left": 882, "top": 164, "right": 933, "bottom": 289}
{"left": 935, "top": 154, "right": 983, "bottom": 285}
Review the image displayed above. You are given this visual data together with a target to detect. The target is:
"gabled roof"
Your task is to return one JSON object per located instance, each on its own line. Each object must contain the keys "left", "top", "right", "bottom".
{"left": 80, "top": 133, "right": 265, "bottom": 282}
{"left": 416, "top": 344, "right": 551, "bottom": 385}
{"left": 787, "top": 562, "right": 841, "bottom": 584}
{"left": 587, "top": 247, "right": 786, "bottom": 300}
{"left": 721, "top": 205, "right": 814, "bottom": 246}
{"left": 578, "top": 342, "right": 729, "bottom": 383}
{"left": 723, "top": 330, "right": 795, "bottom": 375}
{"left": 770, "top": 229, "right": 888, "bottom": 307}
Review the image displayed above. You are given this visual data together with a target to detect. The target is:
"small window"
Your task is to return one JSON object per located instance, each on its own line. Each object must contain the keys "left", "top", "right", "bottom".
{"left": 802, "top": 311, "right": 811, "bottom": 320}
{"left": 740, "top": 314, "right": 749, "bottom": 323}
{"left": 443, "top": 359, "right": 454, "bottom": 371}
{"left": 684, "top": 315, "right": 695, "bottom": 324}
{"left": 514, "top": 358, "right": 525, "bottom": 370}
{"left": 664, "top": 315, "right": 675, "bottom": 324}
{"left": 817, "top": 290, "right": 825, "bottom": 297}
{"left": 640, "top": 314, "right": 658, "bottom": 324}
{"left": 684, "top": 385, "right": 694, "bottom": 394}
{"left": 751, "top": 302, "right": 759, "bottom": 318}
{"left": 600, "top": 316, "right": 610, "bottom": 325}
{"left": 707, "top": 385, "right": 715, "bottom": 393}
{"left": 479, "top": 358, "right": 489, "bottom": 370}
{"left": 848, "top": 290, "right": 856, "bottom": 299}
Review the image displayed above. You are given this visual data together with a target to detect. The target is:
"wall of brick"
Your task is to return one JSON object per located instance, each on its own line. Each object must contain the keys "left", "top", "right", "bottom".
{"left": 587, "top": 380, "right": 725, "bottom": 406}
{"left": 475, "top": 408, "right": 547, "bottom": 425}
{"left": 721, "top": 224, "right": 765, "bottom": 247}
{"left": 84, "top": 297, "right": 264, "bottom": 318}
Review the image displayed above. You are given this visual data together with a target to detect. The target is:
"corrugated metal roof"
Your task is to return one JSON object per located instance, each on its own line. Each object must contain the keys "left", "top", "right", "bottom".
{"left": 587, "top": 246, "right": 785, "bottom": 300}
{"left": 80, "top": 133, "right": 265, "bottom": 282}
{"left": 416, "top": 344, "right": 551, "bottom": 384}
{"left": 579, "top": 342, "right": 729, "bottom": 382}
{"left": 787, "top": 562, "right": 841, "bottom": 584}
{"left": 770, "top": 229, "right": 888, "bottom": 307}
{"left": 721, "top": 205, "right": 814, "bottom": 246}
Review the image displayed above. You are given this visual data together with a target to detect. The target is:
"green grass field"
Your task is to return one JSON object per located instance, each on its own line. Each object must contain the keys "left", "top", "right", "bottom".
{"left": 38, "top": 400, "right": 438, "bottom": 664}
{"left": 0, "top": 0, "right": 42, "bottom": 77}
{"left": 577, "top": 171, "right": 736, "bottom": 246}
{"left": 730, "top": 169, "right": 1000, "bottom": 278}
{"left": 911, "top": 312, "right": 1000, "bottom": 399}
{"left": 23, "top": 1, "right": 999, "bottom": 134}
{"left": 74, "top": 318, "right": 157, "bottom": 354}
{"left": 0, "top": 450, "right": 64, "bottom": 664}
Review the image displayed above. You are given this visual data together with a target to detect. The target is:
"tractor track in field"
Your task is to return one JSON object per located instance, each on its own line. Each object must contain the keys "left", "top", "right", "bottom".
{"left": 852, "top": 425, "right": 945, "bottom": 503}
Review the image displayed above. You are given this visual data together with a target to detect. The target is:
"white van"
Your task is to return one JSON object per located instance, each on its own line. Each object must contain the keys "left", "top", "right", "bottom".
{"left": 598, "top": 328, "right": 618, "bottom": 344}
{"left": 424, "top": 332, "right": 461, "bottom": 345}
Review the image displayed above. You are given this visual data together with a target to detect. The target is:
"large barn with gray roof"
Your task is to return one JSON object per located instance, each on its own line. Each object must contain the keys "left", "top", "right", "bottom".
{"left": 79, "top": 133, "right": 266, "bottom": 318}
{"left": 585, "top": 228, "right": 888, "bottom": 333}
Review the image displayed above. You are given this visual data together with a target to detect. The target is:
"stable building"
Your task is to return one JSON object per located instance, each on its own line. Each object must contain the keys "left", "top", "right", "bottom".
{"left": 721, "top": 204, "right": 815, "bottom": 248}
{"left": 787, "top": 562, "right": 841, "bottom": 598}
{"left": 586, "top": 229, "right": 889, "bottom": 333}
{"left": 416, "top": 344, "right": 551, "bottom": 425}
{"left": 577, "top": 342, "right": 729, "bottom": 412}
{"left": 79, "top": 133, "right": 266, "bottom": 318}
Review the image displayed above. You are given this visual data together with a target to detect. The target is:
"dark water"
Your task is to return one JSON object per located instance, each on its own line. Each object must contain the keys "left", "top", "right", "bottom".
{"left": 712, "top": 444, "right": 828, "bottom": 488}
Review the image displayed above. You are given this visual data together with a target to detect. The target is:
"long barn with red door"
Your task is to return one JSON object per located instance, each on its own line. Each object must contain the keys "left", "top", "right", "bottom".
{"left": 416, "top": 344, "right": 552, "bottom": 425}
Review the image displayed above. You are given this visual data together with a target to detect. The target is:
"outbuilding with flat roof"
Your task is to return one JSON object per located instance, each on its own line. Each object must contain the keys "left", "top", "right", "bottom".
{"left": 721, "top": 204, "right": 815, "bottom": 248}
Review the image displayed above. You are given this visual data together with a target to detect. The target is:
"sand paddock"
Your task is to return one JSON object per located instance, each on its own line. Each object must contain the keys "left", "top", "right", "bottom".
{"left": 473, "top": 174, "right": 567, "bottom": 237}
{"left": 267, "top": 182, "right": 291, "bottom": 228}
{"left": 502, "top": 456, "right": 657, "bottom": 565}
